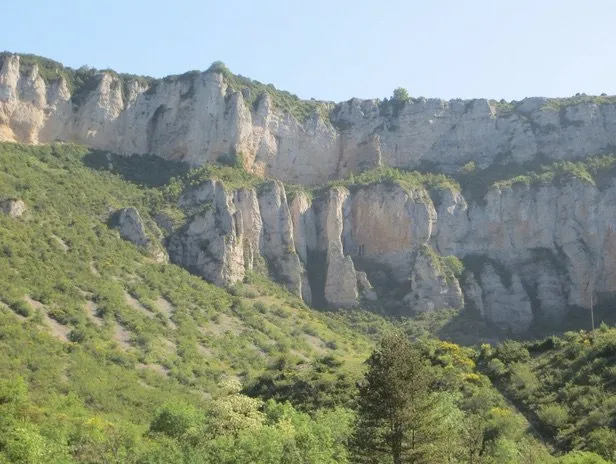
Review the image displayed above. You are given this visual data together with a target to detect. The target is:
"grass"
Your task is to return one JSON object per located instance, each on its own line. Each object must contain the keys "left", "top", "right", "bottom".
{"left": 542, "top": 95, "right": 616, "bottom": 111}
{"left": 329, "top": 165, "right": 460, "bottom": 198}
{"left": 455, "top": 153, "right": 616, "bottom": 204}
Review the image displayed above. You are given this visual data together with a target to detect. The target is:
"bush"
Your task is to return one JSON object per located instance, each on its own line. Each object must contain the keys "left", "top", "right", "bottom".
{"left": 442, "top": 255, "right": 464, "bottom": 277}
{"left": 558, "top": 451, "right": 610, "bottom": 464}
{"left": 217, "top": 152, "right": 245, "bottom": 170}
{"left": 149, "top": 402, "right": 203, "bottom": 440}
{"left": 486, "top": 358, "right": 507, "bottom": 377}
{"left": 587, "top": 427, "right": 616, "bottom": 461}
{"left": 10, "top": 300, "right": 31, "bottom": 317}
{"left": 495, "top": 340, "right": 530, "bottom": 364}
{"left": 509, "top": 363, "right": 539, "bottom": 396}
{"left": 537, "top": 404, "right": 569, "bottom": 431}
{"left": 392, "top": 87, "right": 410, "bottom": 104}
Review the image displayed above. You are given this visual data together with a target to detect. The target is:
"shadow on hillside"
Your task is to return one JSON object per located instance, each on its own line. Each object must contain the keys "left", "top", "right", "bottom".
{"left": 434, "top": 312, "right": 506, "bottom": 346}
{"left": 83, "top": 151, "right": 191, "bottom": 187}
{"left": 440, "top": 299, "right": 616, "bottom": 346}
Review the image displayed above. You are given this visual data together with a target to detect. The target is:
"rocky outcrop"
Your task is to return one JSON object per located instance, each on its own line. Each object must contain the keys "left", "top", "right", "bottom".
{"left": 162, "top": 174, "right": 616, "bottom": 333}
{"left": 257, "top": 181, "right": 304, "bottom": 298}
{"left": 403, "top": 247, "right": 464, "bottom": 313}
{"left": 4, "top": 54, "right": 616, "bottom": 185}
{"left": 112, "top": 207, "right": 169, "bottom": 264}
{"left": 113, "top": 207, "right": 149, "bottom": 247}
{"left": 0, "top": 198, "right": 26, "bottom": 218}
{"left": 320, "top": 188, "right": 358, "bottom": 308}
{"left": 167, "top": 180, "right": 245, "bottom": 285}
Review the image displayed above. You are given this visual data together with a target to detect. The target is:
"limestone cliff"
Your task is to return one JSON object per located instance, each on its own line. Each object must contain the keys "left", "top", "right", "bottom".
{"left": 155, "top": 172, "right": 616, "bottom": 334}
{"left": 4, "top": 52, "right": 616, "bottom": 333}
{"left": 3, "top": 53, "right": 616, "bottom": 185}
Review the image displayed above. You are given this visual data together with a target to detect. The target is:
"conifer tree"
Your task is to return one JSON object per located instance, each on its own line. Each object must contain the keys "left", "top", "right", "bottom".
{"left": 352, "top": 332, "right": 438, "bottom": 464}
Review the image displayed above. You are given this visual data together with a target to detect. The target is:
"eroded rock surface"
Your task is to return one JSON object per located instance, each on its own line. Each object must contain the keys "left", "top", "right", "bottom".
{"left": 4, "top": 54, "right": 616, "bottom": 185}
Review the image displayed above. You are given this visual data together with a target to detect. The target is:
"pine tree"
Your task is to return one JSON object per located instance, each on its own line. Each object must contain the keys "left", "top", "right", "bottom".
{"left": 352, "top": 332, "right": 459, "bottom": 464}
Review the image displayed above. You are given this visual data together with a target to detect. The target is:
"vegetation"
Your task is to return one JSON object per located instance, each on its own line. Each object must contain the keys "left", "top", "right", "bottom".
{"left": 206, "top": 60, "right": 333, "bottom": 124}
{"left": 379, "top": 87, "right": 412, "bottom": 117}
{"left": 330, "top": 165, "right": 460, "bottom": 198}
{"left": 543, "top": 94, "right": 616, "bottom": 111}
{"left": 480, "top": 329, "right": 616, "bottom": 461}
{"left": 353, "top": 332, "right": 453, "bottom": 463}
{"left": 0, "top": 52, "right": 332, "bottom": 123}
{"left": 488, "top": 99, "right": 516, "bottom": 117}
{"left": 0, "top": 52, "right": 153, "bottom": 105}
{"left": 0, "top": 141, "right": 613, "bottom": 462}
{"left": 457, "top": 153, "right": 616, "bottom": 204}
{"left": 0, "top": 142, "right": 375, "bottom": 462}
{"left": 392, "top": 87, "right": 411, "bottom": 105}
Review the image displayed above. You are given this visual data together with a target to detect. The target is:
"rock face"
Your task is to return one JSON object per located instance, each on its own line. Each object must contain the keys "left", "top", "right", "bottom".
{"left": 112, "top": 207, "right": 168, "bottom": 264}
{"left": 5, "top": 53, "right": 616, "bottom": 333}
{"left": 0, "top": 198, "right": 26, "bottom": 218}
{"left": 113, "top": 207, "right": 149, "bottom": 247}
{"left": 403, "top": 247, "right": 464, "bottom": 314}
{"left": 4, "top": 54, "right": 616, "bottom": 185}
{"left": 167, "top": 180, "right": 245, "bottom": 286}
{"left": 158, "top": 175, "right": 616, "bottom": 334}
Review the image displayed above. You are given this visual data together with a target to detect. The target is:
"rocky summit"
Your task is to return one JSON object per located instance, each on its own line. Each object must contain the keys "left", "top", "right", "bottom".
{"left": 3, "top": 52, "right": 616, "bottom": 333}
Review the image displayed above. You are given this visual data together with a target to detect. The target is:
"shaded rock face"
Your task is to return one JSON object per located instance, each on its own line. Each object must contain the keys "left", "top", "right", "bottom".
{"left": 5, "top": 54, "right": 616, "bottom": 185}
{"left": 112, "top": 207, "right": 169, "bottom": 264}
{"left": 113, "top": 207, "right": 149, "bottom": 247}
{"left": 257, "top": 181, "right": 304, "bottom": 297}
{"left": 0, "top": 198, "right": 26, "bottom": 218}
{"left": 403, "top": 248, "right": 464, "bottom": 314}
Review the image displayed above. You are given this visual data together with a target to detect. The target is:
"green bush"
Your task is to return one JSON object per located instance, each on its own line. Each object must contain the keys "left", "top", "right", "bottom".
{"left": 558, "top": 451, "right": 610, "bottom": 464}
{"left": 537, "top": 404, "right": 569, "bottom": 431}
{"left": 495, "top": 340, "right": 531, "bottom": 364}
{"left": 9, "top": 300, "right": 31, "bottom": 317}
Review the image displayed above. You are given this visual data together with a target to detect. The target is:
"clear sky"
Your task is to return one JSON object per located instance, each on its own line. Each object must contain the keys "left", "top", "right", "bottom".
{"left": 3, "top": 0, "right": 615, "bottom": 102}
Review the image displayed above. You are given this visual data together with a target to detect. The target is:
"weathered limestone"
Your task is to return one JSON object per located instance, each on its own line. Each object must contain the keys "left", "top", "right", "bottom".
{"left": 168, "top": 180, "right": 245, "bottom": 285}
{"left": 4, "top": 54, "right": 616, "bottom": 185}
{"left": 320, "top": 188, "right": 358, "bottom": 308}
{"left": 403, "top": 247, "right": 464, "bottom": 313}
{"left": 257, "top": 181, "right": 304, "bottom": 297}
{"left": 113, "top": 207, "right": 149, "bottom": 247}
{"left": 112, "top": 207, "right": 169, "bottom": 263}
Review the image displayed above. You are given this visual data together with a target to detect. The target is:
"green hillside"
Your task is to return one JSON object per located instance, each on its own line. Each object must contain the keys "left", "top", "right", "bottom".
{"left": 481, "top": 329, "right": 616, "bottom": 461}
{"left": 0, "top": 142, "right": 610, "bottom": 463}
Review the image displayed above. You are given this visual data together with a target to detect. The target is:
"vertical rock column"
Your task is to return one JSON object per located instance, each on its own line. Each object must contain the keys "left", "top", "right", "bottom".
{"left": 321, "top": 188, "right": 358, "bottom": 308}
{"left": 257, "top": 181, "right": 304, "bottom": 297}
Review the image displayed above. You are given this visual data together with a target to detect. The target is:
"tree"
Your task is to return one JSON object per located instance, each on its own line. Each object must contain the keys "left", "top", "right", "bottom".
{"left": 352, "top": 332, "right": 460, "bottom": 464}
{"left": 393, "top": 87, "right": 410, "bottom": 104}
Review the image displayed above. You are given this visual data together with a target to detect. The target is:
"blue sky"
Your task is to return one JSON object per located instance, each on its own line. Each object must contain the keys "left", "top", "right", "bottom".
{"left": 3, "top": 0, "right": 615, "bottom": 101}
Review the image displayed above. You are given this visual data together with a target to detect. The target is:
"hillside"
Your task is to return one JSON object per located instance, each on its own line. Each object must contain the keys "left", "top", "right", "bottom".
{"left": 2, "top": 142, "right": 612, "bottom": 462}
{"left": 481, "top": 327, "right": 616, "bottom": 461}
{"left": 0, "top": 142, "right": 377, "bottom": 460}
{"left": 1, "top": 48, "right": 616, "bottom": 462}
